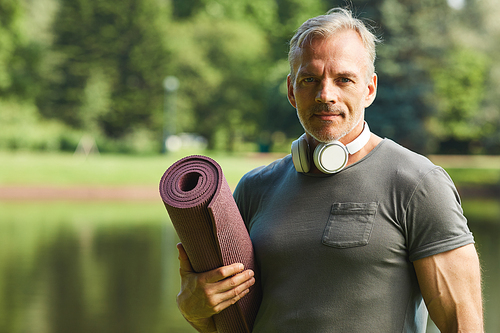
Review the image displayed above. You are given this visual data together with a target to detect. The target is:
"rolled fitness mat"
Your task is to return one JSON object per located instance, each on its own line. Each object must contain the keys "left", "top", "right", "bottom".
{"left": 159, "top": 155, "right": 261, "bottom": 333}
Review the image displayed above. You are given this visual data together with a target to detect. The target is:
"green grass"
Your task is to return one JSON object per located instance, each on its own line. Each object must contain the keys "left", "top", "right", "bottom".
{"left": 428, "top": 155, "right": 500, "bottom": 186}
{"left": 462, "top": 199, "right": 500, "bottom": 224}
{"left": 1, "top": 151, "right": 498, "bottom": 188}
{"left": 0, "top": 151, "right": 283, "bottom": 188}
{"left": 445, "top": 168, "right": 500, "bottom": 186}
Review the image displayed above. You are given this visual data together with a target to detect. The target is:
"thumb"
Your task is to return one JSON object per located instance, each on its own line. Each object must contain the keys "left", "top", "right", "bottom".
{"left": 177, "top": 242, "right": 194, "bottom": 273}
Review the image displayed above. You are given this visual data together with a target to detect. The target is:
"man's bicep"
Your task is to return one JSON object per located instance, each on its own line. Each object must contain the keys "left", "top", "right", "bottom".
{"left": 413, "top": 243, "right": 483, "bottom": 332}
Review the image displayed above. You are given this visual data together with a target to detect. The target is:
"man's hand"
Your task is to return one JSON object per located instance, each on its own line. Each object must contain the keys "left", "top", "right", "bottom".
{"left": 176, "top": 243, "right": 256, "bottom": 333}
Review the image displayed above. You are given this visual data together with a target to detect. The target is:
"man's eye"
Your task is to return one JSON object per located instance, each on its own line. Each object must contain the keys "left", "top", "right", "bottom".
{"left": 304, "top": 77, "right": 315, "bottom": 83}
{"left": 339, "top": 77, "right": 351, "bottom": 83}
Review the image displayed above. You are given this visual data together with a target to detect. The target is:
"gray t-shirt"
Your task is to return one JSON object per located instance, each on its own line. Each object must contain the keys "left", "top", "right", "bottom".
{"left": 233, "top": 139, "right": 474, "bottom": 333}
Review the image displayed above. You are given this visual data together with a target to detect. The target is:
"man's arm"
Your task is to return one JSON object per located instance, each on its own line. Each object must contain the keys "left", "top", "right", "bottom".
{"left": 176, "top": 243, "right": 256, "bottom": 333}
{"left": 414, "top": 243, "right": 483, "bottom": 332}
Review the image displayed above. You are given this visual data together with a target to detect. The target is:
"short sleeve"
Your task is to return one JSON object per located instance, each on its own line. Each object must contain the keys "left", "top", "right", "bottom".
{"left": 233, "top": 176, "right": 247, "bottom": 222}
{"left": 233, "top": 165, "right": 266, "bottom": 229}
{"left": 405, "top": 167, "right": 474, "bottom": 262}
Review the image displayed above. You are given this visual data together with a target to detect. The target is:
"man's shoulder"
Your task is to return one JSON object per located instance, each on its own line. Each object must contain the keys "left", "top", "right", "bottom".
{"left": 375, "top": 139, "right": 442, "bottom": 183}
{"left": 378, "top": 139, "right": 436, "bottom": 169}
{"left": 233, "top": 155, "right": 293, "bottom": 219}
{"left": 239, "top": 154, "right": 293, "bottom": 187}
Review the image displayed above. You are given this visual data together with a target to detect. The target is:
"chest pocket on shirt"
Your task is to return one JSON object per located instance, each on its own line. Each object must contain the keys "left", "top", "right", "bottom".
{"left": 322, "top": 202, "right": 378, "bottom": 248}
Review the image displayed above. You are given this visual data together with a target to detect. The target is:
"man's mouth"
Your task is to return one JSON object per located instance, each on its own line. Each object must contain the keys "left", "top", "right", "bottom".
{"left": 314, "top": 113, "right": 341, "bottom": 121}
{"left": 313, "top": 110, "right": 345, "bottom": 122}
{"left": 311, "top": 104, "right": 345, "bottom": 121}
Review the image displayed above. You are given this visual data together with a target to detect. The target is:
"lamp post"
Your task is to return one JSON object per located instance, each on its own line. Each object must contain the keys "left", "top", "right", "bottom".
{"left": 163, "top": 76, "right": 179, "bottom": 153}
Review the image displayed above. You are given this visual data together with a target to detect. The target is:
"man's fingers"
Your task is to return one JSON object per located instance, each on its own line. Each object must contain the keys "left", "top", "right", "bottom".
{"left": 216, "top": 269, "right": 255, "bottom": 293}
{"left": 211, "top": 276, "right": 256, "bottom": 313}
{"left": 177, "top": 242, "right": 255, "bottom": 291}
{"left": 220, "top": 274, "right": 256, "bottom": 298}
{"left": 205, "top": 262, "right": 247, "bottom": 283}
{"left": 176, "top": 242, "right": 256, "bottom": 320}
{"left": 198, "top": 268, "right": 255, "bottom": 314}
{"left": 213, "top": 288, "right": 251, "bottom": 313}
{"left": 214, "top": 275, "right": 256, "bottom": 312}
{"left": 208, "top": 271, "right": 255, "bottom": 305}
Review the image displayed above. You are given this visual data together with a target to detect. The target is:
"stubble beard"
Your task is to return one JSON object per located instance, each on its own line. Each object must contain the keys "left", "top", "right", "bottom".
{"left": 298, "top": 104, "right": 363, "bottom": 143}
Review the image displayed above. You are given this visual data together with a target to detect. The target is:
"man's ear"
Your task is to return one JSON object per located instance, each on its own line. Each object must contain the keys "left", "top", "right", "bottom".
{"left": 364, "top": 73, "right": 377, "bottom": 108}
{"left": 287, "top": 74, "right": 297, "bottom": 109}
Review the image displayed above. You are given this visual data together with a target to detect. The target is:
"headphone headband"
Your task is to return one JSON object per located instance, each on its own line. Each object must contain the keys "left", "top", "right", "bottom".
{"left": 345, "top": 121, "right": 371, "bottom": 155}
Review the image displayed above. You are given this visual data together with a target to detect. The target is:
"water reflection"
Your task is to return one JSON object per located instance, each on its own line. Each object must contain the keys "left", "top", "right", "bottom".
{"left": 472, "top": 221, "right": 500, "bottom": 332}
{"left": 0, "top": 201, "right": 195, "bottom": 333}
{"left": 0, "top": 200, "right": 498, "bottom": 333}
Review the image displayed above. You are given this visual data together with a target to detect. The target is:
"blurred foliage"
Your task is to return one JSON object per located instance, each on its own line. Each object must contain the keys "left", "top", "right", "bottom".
{"left": 0, "top": 0, "right": 499, "bottom": 154}
{"left": 0, "top": 99, "right": 74, "bottom": 151}
{"left": 367, "top": 0, "right": 450, "bottom": 153}
{"left": 38, "top": 0, "right": 171, "bottom": 138}
{"left": 429, "top": 48, "right": 489, "bottom": 141}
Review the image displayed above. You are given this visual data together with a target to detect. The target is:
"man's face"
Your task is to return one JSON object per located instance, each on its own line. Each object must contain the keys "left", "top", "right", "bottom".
{"left": 287, "top": 29, "right": 377, "bottom": 144}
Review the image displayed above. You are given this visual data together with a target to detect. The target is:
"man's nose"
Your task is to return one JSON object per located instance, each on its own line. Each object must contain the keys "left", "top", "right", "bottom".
{"left": 315, "top": 80, "right": 338, "bottom": 104}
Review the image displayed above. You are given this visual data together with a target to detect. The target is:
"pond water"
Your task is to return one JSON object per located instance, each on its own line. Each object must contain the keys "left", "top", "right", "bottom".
{"left": 0, "top": 199, "right": 498, "bottom": 333}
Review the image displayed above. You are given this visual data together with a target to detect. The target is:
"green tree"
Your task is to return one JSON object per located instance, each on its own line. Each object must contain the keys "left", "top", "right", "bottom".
{"left": 423, "top": 0, "right": 498, "bottom": 154}
{"left": 165, "top": 15, "right": 270, "bottom": 150}
{"left": 0, "top": 0, "right": 22, "bottom": 93}
{"left": 0, "top": 0, "right": 70, "bottom": 151}
{"left": 428, "top": 48, "right": 489, "bottom": 142}
{"left": 453, "top": 0, "right": 500, "bottom": 154}
{"left": 39, "top": 0, "right": 170, "bottom": 143}
{"left": 360, "top": 0, "right": 453, "bottom": 153}
{"left": 0, "top": 0, "right": 43, "bottom": 100}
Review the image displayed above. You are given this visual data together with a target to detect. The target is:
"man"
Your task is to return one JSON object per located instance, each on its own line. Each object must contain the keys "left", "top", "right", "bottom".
{"left": 176, "top": 8, "right": 483, "bottom": 332}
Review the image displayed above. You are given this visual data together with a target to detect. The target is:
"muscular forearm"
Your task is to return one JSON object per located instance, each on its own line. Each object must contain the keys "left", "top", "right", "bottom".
{"left": 426, "top": 294, "right": 483, "bottom": 332}
{"left": 415, "top": 244, "right": 483, "bottom": 332}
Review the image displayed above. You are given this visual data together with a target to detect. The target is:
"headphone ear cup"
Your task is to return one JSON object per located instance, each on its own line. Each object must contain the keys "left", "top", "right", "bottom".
{"left": 291, "top": 134, "right": 310, "bottom": 173}
{"left": 313, "top": 142, "right": 348, "bottom": 174}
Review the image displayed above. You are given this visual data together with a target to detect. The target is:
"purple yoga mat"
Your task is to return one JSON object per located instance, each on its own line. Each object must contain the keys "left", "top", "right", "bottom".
{"left": 159, "top": 155, "right": 261, "bottom": 333}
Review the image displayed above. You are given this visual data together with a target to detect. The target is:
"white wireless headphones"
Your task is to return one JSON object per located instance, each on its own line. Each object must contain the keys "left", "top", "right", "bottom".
{"left": 291, "top": 122, "right": 371, "bottom": 174}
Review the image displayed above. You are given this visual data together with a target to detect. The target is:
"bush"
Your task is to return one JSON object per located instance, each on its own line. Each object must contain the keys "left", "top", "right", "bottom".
{"left": 0, "top": 99, "right": 77, "bottom": 151}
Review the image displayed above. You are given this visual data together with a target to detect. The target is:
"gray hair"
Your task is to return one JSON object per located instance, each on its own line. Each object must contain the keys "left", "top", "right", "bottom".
{"left": 288, "top": 7, "right": 380, "bottom": 82}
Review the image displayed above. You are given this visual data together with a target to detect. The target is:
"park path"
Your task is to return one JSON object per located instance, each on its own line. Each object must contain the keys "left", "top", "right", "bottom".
{"left": 0, "top": 183, "right": 497, "bottom": 201}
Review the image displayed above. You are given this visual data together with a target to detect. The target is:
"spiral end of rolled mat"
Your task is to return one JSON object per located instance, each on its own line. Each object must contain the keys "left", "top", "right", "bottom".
{"left": 160, "top": 155, "right": 221, "bottom": 210}
{"left": 159, "top": 155, "right": 261, "bottom": 333}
